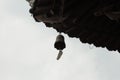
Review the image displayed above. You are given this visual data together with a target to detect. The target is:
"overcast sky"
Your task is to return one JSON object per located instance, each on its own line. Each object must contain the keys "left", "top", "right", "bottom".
{"left": 0, "top": 0, "right": 120, "bottom": 80}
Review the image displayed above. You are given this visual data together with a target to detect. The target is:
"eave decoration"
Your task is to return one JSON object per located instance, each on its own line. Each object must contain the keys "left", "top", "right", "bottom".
{"left": 26, "top": 0, "right": 120, "bottom": 59}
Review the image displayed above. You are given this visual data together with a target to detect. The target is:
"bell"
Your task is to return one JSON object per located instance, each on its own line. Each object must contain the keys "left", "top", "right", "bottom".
{"left": 54, "top": 34, "right": 66, "bottom": 50}
{"left": 54, "top": 34, "right": 66, "bottom": 60}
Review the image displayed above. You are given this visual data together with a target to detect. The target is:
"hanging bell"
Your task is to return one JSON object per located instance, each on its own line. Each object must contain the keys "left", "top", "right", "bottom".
{"left": 54, "top": 34, "right": 66, "bottom": 50}
{"left": 54, "top": 34, "right": 66, "bottom": 60}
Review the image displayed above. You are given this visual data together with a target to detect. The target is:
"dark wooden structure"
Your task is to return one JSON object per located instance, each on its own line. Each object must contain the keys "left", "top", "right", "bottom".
{"left": 26, "top": 0, "right": 120, "bottom": 52}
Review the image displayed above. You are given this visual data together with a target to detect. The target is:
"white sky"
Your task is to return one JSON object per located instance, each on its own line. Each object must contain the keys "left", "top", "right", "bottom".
{"left": 0, "top": 0, "right": 120, "bottom": 80}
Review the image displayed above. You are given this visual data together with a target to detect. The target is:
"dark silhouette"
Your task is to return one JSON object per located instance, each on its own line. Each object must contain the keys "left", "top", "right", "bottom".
{"left": 26, "top": 0, "right": 120, "bottom": 52}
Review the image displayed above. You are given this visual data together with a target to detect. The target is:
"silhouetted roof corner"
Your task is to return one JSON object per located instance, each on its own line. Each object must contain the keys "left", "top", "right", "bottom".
{"left": 27, "top": 0, "right": 120, "bottom": 52}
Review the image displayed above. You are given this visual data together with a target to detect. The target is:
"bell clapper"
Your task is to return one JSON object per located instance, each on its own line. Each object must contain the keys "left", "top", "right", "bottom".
{"left": 56, "top": 50, "right": 63, "bottom": 60}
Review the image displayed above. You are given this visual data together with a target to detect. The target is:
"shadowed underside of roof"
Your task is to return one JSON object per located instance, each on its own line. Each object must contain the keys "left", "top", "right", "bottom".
{"left": 27, "top": 0, "right": 120, "bottom": 52}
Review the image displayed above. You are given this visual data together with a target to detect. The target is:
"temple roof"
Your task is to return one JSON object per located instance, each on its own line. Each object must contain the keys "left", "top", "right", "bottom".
{"left": 27, "top": 0, "right": 120, "bottom": 52}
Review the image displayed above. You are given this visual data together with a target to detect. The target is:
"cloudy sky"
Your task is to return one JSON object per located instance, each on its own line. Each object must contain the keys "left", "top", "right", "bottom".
{"left": 0, "top": 0, "right": 120, "bottom": 80}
